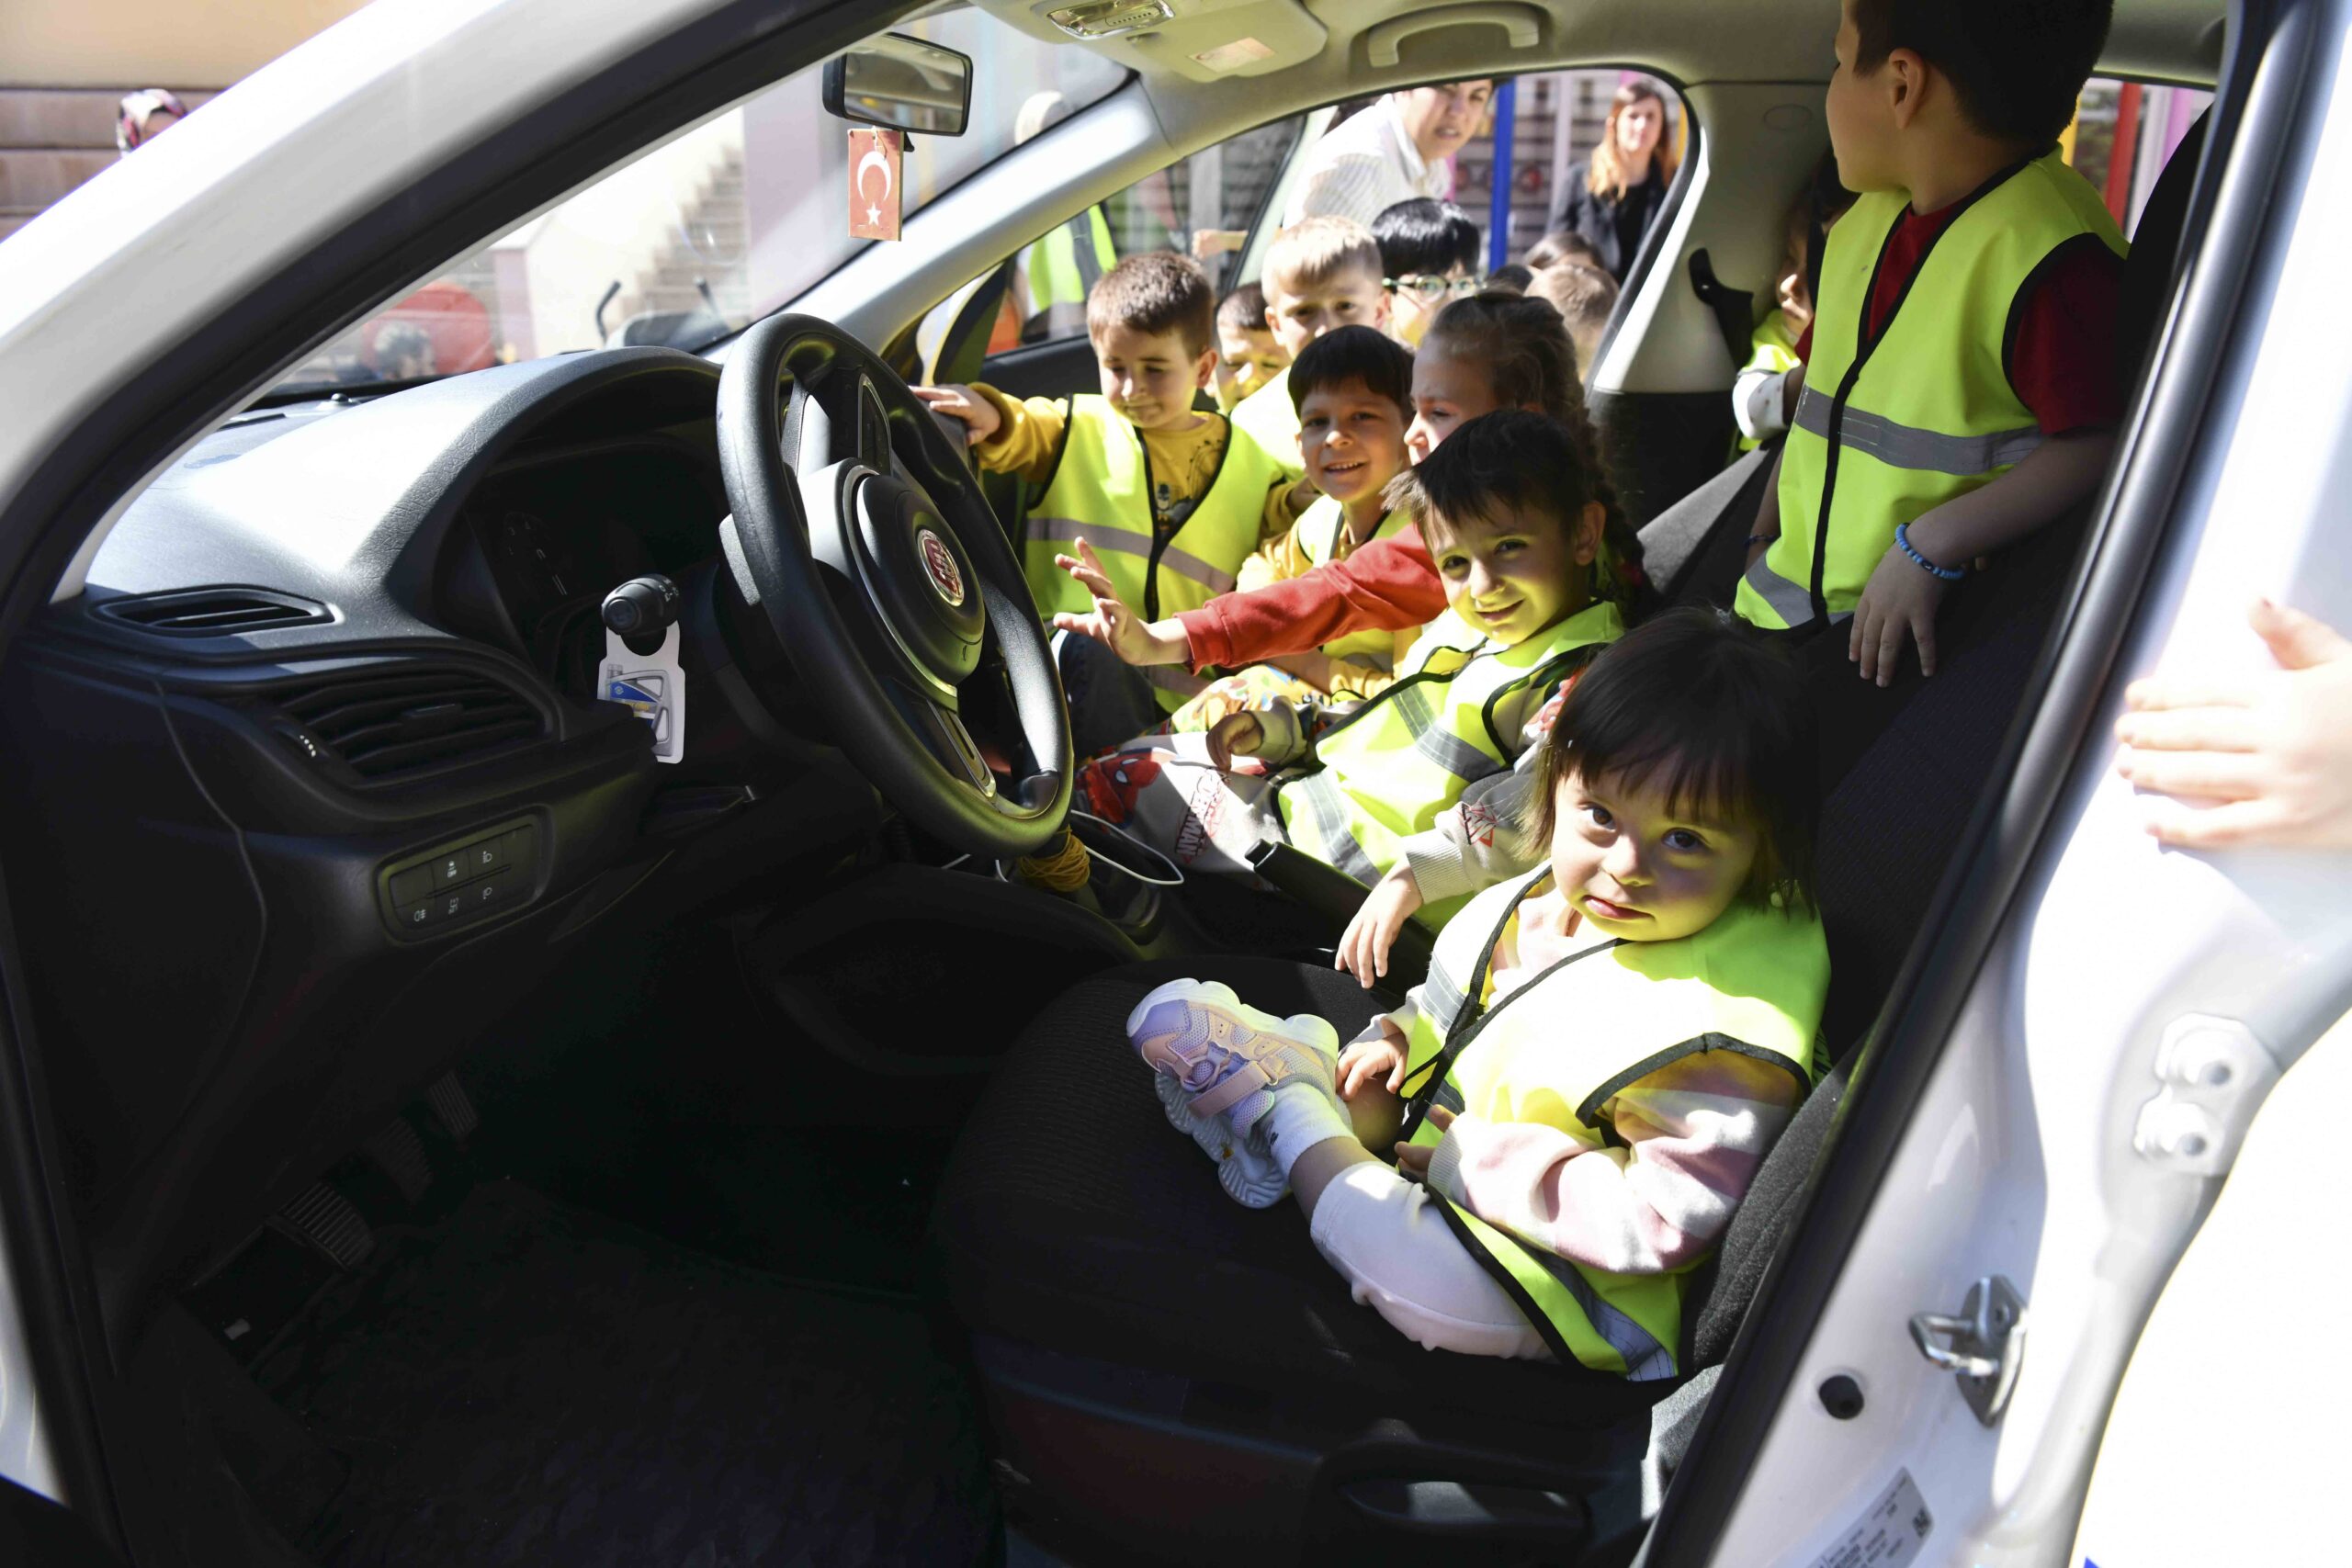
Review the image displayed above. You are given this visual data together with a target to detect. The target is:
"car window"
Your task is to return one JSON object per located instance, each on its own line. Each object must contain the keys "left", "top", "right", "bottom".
{"left": 913, "top": 114, "right": 1309, "bottom": 375}
{"left": 270, "top": 5, "right": 1125, "bottom": 394}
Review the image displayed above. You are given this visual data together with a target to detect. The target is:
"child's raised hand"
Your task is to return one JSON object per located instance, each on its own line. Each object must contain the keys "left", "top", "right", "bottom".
{"left": 2114, "top": 597, "right": 2352, "bottom": 849}
{"left": 1338, "top": 1029, "right": 1408, "bottom": 1098}
{"left": 1337, "top": 863, "right": 1424, "bottom": 987}
{"left": 1049, "top": 539, "right": 1189, "bottom": 668}
{"left": 1850, "top": 542, "right": 1955, "bottom": 685}
{"left": 1206, "top": 711, "right": 1264, "bottom": 772}
{"left": 910, "top": 383, "right": 1000, "bottom": 446}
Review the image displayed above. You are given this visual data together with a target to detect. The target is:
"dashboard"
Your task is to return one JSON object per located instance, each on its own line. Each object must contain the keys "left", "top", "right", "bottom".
{"left": 0, "top": 346, "right": 881, "bottom": 1328}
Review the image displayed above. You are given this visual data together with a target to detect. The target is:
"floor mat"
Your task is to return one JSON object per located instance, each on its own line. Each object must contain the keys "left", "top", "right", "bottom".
{"left": 254, "top": 1181, "right": 993, "bottom": 1567}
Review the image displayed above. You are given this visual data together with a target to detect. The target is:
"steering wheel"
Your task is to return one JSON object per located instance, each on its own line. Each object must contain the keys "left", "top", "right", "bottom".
{"left": 714, "top": 314, "right": 1071, "bottom": 859}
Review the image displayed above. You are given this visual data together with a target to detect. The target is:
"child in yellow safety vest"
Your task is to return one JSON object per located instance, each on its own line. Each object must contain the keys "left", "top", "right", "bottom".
{"left": 1740, "top": 0, "right": 2129, "bottom": 686}
{"left": 916, "top": 252, "right": 1300, "bottom": 753}
{"left": 1127, "top": 610, "right": 1828, "bottom": 1371}
{"left": 1228, "top": 216, "right": 1393, "bottom": 480}
{"left": 1161, "top": 325, "right": 1420, "bottom": 733}
{"left": 1211, "top": 284, "right": 1288, "bottom": 413}
{"left": 1065, "top": 411, "right": 1633, "bottom": 920}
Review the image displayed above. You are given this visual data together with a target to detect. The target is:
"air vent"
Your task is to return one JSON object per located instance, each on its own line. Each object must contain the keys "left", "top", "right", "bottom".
{"left": 96, "top": 587, "right": 333, "bottom": 636}
{"left": 270, "top": 668, "right": 545, "bottom": 781}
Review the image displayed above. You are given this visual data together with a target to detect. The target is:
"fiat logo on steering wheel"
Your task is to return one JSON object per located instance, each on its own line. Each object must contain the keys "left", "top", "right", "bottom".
{"left": 916, "top": 527, "right": 966, "bottom": 608}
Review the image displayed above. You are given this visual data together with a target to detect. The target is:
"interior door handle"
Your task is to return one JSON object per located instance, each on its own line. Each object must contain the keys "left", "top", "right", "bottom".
{"left": 1364, "top": 3, "right": 1544, "bottom": 68}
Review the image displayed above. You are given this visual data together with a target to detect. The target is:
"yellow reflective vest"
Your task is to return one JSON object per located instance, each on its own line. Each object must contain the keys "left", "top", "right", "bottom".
{"left": 1229, "top": 367, "right": 1305, "bottom": 479}
{"left": 1023, "top": 395, "right": 1288, "bottom": 710}
{"left": 1275, "top": 601, "right": 1623, "bottom": 897}
{"left": 1399, "top": 870, "right": 1828, "bottom": 1380}
{"left": 1295, "top": 497, "right": 1413, "bottom": 685}
{"left": 1736, "top": 149, "right": 2126, "bottom": 629}
{"left": 1021, "top": 208, "right": 1117, "bottom": 341}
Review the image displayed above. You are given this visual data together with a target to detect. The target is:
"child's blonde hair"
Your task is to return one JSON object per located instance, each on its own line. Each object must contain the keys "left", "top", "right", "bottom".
{"left": 1262, "top": 216, "right": 1383, "bottom": 299}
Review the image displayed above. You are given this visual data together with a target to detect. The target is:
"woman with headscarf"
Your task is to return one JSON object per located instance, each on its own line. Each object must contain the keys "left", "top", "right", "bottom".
{"left": 1550, "top": 80, "right": 1679, "bottom": 283}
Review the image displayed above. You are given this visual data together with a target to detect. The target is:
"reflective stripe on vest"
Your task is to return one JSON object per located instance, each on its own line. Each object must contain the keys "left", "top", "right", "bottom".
{"left": 1396, "top": 872, "right": 1828, "bottom": 1378}
{"left": 1229, "top": 367, "right": 1305, "bottom": 479}
{"left": 1274, "top": 601, "right": 1623, "bottom": 886}
{"left": 1023, "top": 393, "right": 1285, "bottom": 626}
{"left": 1735, "top": 149, "right": 2125, "bottom": 630}
{"left": 1297, "top": 497, "right": 1412, "bottom": 673}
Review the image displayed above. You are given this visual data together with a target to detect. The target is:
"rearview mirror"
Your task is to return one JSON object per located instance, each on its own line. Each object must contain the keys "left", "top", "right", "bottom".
{"left": 823, "top": 33, "right": 973, "bottom": 138}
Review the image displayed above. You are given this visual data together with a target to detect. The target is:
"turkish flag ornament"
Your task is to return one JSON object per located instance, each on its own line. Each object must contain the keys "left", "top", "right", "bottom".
{"left": 847, "top": 127, "right": 903, "bottom": 242}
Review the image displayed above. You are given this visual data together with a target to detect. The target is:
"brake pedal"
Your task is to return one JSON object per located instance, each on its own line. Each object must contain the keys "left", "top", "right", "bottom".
{"left": 425, "top": 1072, "right": 480, "bottom": 1142}
{"left": 361, "top": 1116, "right": 435, "bottom": 1203}
{"left": 267, "top": 1182, "right": 374, "bottom": 1269}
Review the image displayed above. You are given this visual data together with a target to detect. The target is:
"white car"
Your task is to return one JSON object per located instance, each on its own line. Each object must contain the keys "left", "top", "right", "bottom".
{"left": 0, "top": 1, "right": 2339, "bottom": 1564}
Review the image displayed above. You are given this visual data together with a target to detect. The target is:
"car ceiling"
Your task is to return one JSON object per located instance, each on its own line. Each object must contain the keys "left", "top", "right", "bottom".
{"left": 967, "top": 0, "right": 2229, "bottom": 150}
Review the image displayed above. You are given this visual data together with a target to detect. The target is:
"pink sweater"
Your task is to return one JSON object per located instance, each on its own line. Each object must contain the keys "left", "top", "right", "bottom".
{"left": 1419, "top": 887, "right": 1804, "bottom": 1273}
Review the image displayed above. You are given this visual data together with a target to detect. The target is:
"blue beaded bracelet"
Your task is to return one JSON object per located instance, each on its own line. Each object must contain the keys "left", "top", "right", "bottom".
{"left": 1896, "top": 523, "right": 1965, "bottom": 581}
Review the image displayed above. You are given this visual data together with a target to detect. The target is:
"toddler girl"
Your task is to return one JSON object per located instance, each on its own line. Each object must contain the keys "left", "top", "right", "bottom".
{"left": 1072, "top": 411, "right": 1627, "bottom": 913}
{"left": 1128, "top": 610, "right": 1828, "bottom": 1373}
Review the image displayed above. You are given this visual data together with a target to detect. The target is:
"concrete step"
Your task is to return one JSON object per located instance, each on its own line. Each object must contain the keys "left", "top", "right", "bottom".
{"left": 0, "top": 149, "right": 114, "bottom": 212}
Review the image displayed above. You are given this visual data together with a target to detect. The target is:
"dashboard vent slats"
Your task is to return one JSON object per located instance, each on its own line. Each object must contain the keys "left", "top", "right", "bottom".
{"left": 96, "top": 588, "right": 333, "bottom": 635}
{"left": 271, "top": 669, "right": 545, "bottom": 781}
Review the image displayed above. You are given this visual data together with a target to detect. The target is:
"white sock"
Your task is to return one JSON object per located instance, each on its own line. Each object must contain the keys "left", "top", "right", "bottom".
{"left": 1262, "top": 1080, "right": 1356, "bottom": 1176}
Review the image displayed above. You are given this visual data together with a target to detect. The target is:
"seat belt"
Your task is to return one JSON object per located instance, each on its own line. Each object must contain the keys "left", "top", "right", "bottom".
{"left": 1686, "top": 249, "right": 1757, "bottom": 368}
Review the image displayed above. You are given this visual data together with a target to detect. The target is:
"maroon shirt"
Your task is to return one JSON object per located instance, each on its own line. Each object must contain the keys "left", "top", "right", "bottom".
{"left": 1794, "top": 198, "right": 2125, "bottom": 435}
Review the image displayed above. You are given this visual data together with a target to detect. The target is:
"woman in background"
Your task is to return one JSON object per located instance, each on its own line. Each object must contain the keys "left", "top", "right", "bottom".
{"left": 1550, "top": 80, "right": 1678, "bottom": 283}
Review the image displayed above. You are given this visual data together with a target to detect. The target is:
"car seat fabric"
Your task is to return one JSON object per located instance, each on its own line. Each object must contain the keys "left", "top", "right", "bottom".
{"left": 933, "top": 954, "right": 1675, "bottom": 1427}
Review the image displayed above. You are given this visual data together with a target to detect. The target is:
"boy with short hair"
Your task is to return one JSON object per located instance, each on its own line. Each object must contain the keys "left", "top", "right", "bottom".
{"left": 1169, "top": 325, "right": 1419, "bottom": 729}
{"left": 1213, "top": 283, "right": 1288, "bottom": 412}
{"left": 1230, "top": 216, "right": 1391, "bottom": 479}
{"left": 916, "top": 251, "right": 1295, "bottom": 748}
{"left": 1743, "top": 0, "right": 2127, "bottom": 684}
{"left": 1528, "top": 261, "right": 1620, "bottom": 379}
{"left": 1371, "top": 197, "right": 1482, "bottom": 347}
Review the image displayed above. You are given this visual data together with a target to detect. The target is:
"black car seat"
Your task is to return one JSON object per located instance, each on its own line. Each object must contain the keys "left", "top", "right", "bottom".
{"left": 933, "top": 121, "right": 2211, "bottom": 1568}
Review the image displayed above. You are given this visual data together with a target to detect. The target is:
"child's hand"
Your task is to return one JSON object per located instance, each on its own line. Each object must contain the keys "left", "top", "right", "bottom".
{"left": 1339, "top": 1028, "right": 1408, "bottom": 1098}
{"left": 1337, "top": 863, "right": 1424, "bottom": 987}
{"left": 1850, "top": 542, "right": 1955, "bottom": 685}
{"left": 1393, "top": 1104, "right": 1453, "bottom": 1179}
{"left": 1206, "top": 710, "right": 1264, "bottom": 772}
{"left": 910, "top": 383, "right": 1000, "bottom": 446}
{"left": 2114, "top": 597, "right": 2352, "bottom": 849}
{"left": 1051, "top": 539, "right": 1192, "bottom": 667}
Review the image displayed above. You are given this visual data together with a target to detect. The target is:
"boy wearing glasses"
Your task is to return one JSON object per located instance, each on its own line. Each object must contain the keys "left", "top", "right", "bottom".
{"left": 1230, "top": 217, "right": 1392, "bottom": 481}
{"left": 1372, "top": 197, "right": 1483, "bottom": 346}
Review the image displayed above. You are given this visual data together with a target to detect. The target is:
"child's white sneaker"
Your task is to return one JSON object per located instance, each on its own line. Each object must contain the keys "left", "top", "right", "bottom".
{"left": 1149, "top": 1071, "right": 1289, "bottom": 1208}
{"left": 1127, "top": 979, "right": 1351, "bottom": 1204}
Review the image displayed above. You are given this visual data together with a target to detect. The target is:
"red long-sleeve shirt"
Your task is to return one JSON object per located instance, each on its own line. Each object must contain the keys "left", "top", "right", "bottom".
{"left": 1180, "top": 525, "right": 1443, "bottom": 669}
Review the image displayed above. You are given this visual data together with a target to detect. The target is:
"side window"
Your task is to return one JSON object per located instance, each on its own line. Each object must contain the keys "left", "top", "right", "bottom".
{"left": 917, "top": 114, "right": 1306, "bottom": 376}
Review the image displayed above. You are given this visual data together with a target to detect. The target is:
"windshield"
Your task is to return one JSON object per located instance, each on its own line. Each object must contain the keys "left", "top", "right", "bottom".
{"left": 273, "top": 6, "right": 1125, "bottom": 394}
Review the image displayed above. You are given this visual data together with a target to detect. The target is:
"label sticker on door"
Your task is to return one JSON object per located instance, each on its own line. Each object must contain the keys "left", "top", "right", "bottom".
{"left": 601, "top": 624, "right": 685, "bottom": 764}
{"left": 1811, "top": 1470, "right": 1932, "bottom": 1568}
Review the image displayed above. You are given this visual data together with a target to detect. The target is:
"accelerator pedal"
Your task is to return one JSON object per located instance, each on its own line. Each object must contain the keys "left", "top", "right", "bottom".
{"left": 361, "top": 1115, "right": 435, "bottom": 1203}
{"left": 266, "top": 1182, "right": 374, "bottom": 1270}
{"left": 425, "top": 1071, "right": 480, "bottom": 1142}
